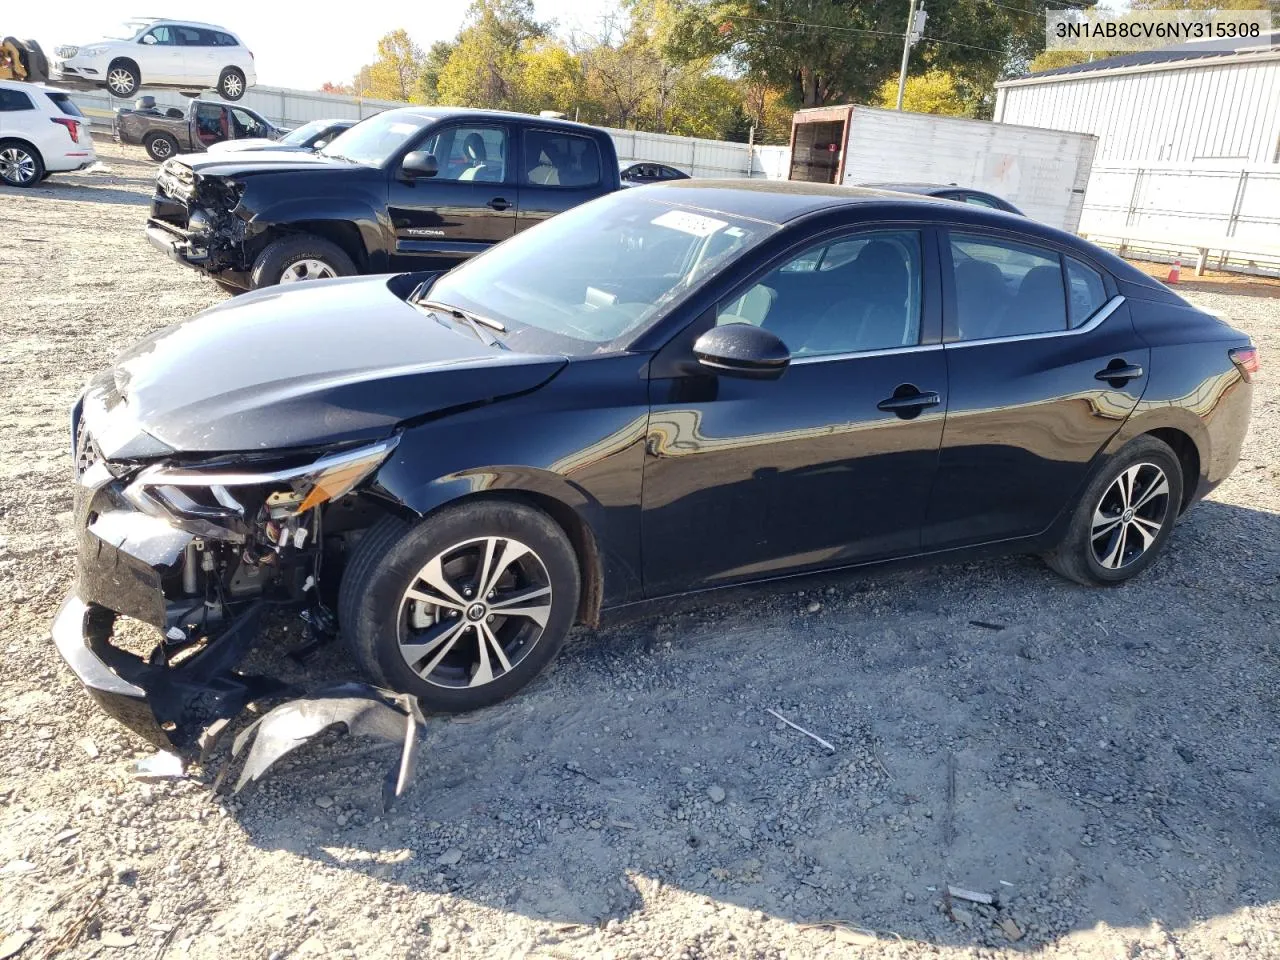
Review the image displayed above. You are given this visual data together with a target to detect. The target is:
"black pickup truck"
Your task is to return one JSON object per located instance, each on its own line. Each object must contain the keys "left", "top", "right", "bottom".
{"left": 146, "top": 106, "right": 622, "bottom": 289}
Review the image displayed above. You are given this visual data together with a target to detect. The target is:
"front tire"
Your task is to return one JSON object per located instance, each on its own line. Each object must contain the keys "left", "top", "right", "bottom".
{"left": 339, "top": 502, "right": 580, "bottom": 713}
{"left": 1044, "top": 435, "right": 1183, "bottom": 586}
{"left": 106, "top": 60, "right": 140, "bottom": 98}
{"left": 0, "top": 140, "right": 44, "bottom": 188}
{"left": 144, "top": 132, "right": 178, "bottom": 162}
{"left": 218, "top": 67, "right": 246, "bottom": 100}
{"left": 249, "top": 234, "right": 356, "bottom": 288}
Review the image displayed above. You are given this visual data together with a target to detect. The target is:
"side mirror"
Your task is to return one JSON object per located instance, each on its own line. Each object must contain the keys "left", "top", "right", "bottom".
{"left": 311, "top": 139, "right": 328, "bottom": 151}
{"left": 141, "top": 34, "right": 157, "bottom": 45}
{"left": 401, "top": 151, "right": 438, "bottom": 179}
{"left": 692, "top": 323, "right": 790, "bottom": 380}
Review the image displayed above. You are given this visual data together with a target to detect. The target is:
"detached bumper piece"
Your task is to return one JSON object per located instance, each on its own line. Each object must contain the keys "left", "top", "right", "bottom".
{"left": 146, "top": 218, "right": 209, "bottom": 268}
{"left": 228, "top": 683, "right": 427, "bottom": 810}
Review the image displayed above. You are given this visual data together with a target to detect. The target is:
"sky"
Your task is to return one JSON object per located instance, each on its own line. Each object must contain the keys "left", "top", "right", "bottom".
{"left": 11, "top": 0, "right": 616, "bottom": 91}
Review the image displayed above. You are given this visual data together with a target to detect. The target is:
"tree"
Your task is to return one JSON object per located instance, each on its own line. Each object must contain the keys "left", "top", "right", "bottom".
{"left": 668, "top": 0, "right": 1085, "bottom": 109}
{"left": 415, "top": 41, "right": 456, "bottom": 103}
{"left": 437, "top": 0, "right": 547, "bottom": 109}
{"left": 517, "top": 42, "right": 586, "bottom": 115}
{"left": 319, "top": 80, "right": 353, "bottom": 95}
{"left": 876, "top": 69, "right": 977, "bottom": 115}
{"left": 360, "top": 29, "right": 424, "bottom": 102}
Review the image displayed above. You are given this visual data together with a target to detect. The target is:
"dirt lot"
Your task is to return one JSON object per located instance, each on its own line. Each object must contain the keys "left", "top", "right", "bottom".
{"left": 1, "top": 140, "right": 1278, "bottom": 960}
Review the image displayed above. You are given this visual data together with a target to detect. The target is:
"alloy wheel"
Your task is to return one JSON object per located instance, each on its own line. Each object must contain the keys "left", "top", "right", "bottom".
{"left": 279, "top": 259, "right": 336, "bottom": 282}
{"left": 1090, "top": 462, "right": 1171, "bottom": 570}
{"left": 107, "top": 68, "right": 135, "bottom": 95}
{"left": 222, "top": 74, "right": 244, "bottom": 98}
{"left": 150, "top": 138, "right": 173, "bottom": 160}
{"left": 396, "top": 536, "right": 554, "bottom": 689}
{"left": 0, "top": 147, "right": 37, "bottom": 185}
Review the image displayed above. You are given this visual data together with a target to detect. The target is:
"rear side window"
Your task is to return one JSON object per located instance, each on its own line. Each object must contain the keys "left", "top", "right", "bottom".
{"left": 950, "top": 233, "right": 1067, "bottom": 340}
{"left": 0, "top": 89, "right": 35, "bottom": 111}
{"left": 45, "top": 92, "right": 84, "bottom": 117}
{"left": 1066, "top": 257, "right": 1108, "bottom": 327}
{"left": 214, "top": 32, "right": 239, "bottom": 46}
{"left": 522, "top": 130, "right": 601, "bottom": 188}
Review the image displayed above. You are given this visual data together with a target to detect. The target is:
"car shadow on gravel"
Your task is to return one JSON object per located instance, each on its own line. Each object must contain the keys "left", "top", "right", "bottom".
{"left": 213, "top": 499, "right": 1280, "bottom": 950}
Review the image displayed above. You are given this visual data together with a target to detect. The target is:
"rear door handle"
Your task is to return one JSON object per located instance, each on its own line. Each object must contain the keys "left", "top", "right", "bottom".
{"left": 488, "top": 197, "right": 512, "bottom": 211}
{"left": 1095, "top": 362, "right": 1144, "bottom": 384}
{"left": 877, "top": 388, "right": 941, "bottom": 418}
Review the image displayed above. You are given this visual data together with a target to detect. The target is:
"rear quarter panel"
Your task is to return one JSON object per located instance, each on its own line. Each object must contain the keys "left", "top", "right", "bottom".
{"left": 1106, "top": 297, "right": 1253, "bottom": 497}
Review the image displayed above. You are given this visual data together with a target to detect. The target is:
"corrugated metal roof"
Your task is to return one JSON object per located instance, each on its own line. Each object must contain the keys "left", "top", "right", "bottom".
{"left": 1020, "top": 30, "right": 1279, "bottom": 79}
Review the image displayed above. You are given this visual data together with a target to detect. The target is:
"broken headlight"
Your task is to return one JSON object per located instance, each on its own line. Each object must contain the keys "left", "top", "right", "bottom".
{"left": 123, "top": 438, "right": 399, "bottom": 540}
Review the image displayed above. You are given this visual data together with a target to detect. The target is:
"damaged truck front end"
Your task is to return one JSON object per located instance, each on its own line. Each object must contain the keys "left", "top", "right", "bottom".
{"left": 146, "top": 159, "right": 252, "bottom": 286}
{"left": 53, "top": 371, "right": 397, "bottom": 751}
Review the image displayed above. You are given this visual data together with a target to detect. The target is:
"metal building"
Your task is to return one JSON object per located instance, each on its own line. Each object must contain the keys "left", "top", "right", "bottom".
{"left": 994, "top": 34, "right": 1280, "bottom": 163}
{"left": 992, "top": 35, "right": 1280, "bottom": 274}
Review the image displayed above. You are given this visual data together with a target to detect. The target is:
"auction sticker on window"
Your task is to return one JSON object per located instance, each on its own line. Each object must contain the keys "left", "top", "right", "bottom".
{"left": 652, "top": 210, "right": 729, "bottom": 237}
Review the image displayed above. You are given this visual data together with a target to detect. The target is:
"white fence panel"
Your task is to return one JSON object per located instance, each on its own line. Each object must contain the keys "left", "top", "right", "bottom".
{"left": 1079, "top": 163, "right": 1280, "bottom": 273}
{"left": 70, "top": 82, "right": 792, "bottom": 179}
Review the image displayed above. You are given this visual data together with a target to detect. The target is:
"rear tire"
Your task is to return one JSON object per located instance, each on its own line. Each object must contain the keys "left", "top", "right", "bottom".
{"left": 218, "top": 67, "right": 246, "bottom": 100}
{"left": 249, "top": 234, "right": 356, "bottom": 288}
{"left": 144, "top": 133, "right": 179, "bottom": 162}
{"left": 1043, "top": 435, "right": 1183, "bottom": 586}
{"left": 339, "top": 501, "right": 580, "bottom": 713}
{"left": 0, "top": 140, "right": 44, "bottom": 188}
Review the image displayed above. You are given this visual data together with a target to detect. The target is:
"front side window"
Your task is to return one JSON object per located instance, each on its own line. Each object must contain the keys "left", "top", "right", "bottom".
{"left": 173, "top": 27, "right": 204, "bottom": 46}
{"left": 950, "top": 233, "right": 1066, "bottom": 340}
{"left": 418, "top": 125, "right": 507, "bottom": 182}
{"left": 231, "top": 108, "right": 268, "bottom": 139}
{"left": 717, "top": 230, "right": 923, "bottom": 357}
{"left": 143, "top": 26, "right": 175, "bottom": 45}
{"left": 425, "top": 194, "right": 775, "bottom": 352}
{"left": 523, "top": 130, "right": 601, "bottom": 187}
{"left": 1066, "top": 256, "right": 1108, "bottom": 327}
{"left": 0, "top": 89, "right": 34, "bottom": 111}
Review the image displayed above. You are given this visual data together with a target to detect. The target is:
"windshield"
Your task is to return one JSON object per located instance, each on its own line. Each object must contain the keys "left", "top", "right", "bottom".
{"left": 319, "top": 111, "right": 434, "bottom": 166}
{"left": 425, "top": 191, "right": 776, "bottom": 354}
{"left": 281, "top": 120, "right": 330, "bottom": 146}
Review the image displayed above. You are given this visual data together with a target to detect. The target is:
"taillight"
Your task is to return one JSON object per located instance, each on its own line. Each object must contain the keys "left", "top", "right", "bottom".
{"left": 51, "top": 117, "right": 80, "bottom": 144}
{"left": 1230, "top": 346, "right": 1259, "bottom": 382}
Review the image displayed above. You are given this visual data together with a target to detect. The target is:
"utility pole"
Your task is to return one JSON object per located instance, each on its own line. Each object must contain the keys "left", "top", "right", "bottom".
{"left": 896, "top": 0, "right": 928, "bottom": 110}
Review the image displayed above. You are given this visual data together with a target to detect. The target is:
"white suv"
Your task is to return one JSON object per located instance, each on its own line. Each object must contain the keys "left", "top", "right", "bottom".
{"left": 51, "top": 20, "right": 256, "bottom": 101}
{"left": 0, "top": 79, "right": 96, "bottom": 187}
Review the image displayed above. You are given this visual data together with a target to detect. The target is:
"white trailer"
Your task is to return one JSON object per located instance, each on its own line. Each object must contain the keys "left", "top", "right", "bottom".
{"left": 788, "top": 104, "right": 1099, "bottom": 232}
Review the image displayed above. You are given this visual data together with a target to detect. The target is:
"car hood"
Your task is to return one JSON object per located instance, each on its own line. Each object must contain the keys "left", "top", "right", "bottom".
{"left": 176, "top": 151, "right": 353, "bottom": 177}
{"left": 205, "top": 138, "right": 295, "bottom": 154}
{"left": 88, "top": 275, "right": 567, "bottom": 455}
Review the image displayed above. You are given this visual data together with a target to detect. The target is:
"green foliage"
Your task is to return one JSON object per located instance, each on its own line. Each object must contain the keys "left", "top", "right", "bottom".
{"left": 321, "top": 0, "right": 1100, "bottom": 140}
{"left": 876, "top": 69, "right": 979, "bottom": 116}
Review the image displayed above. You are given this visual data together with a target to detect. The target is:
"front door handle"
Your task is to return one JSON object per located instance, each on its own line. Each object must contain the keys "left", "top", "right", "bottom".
{"left": 877, "top": 386, "right": 941, "bottom": 419}
{"left": 1095, "top": 362, "right": 1144, "bottom": 384}
{"left": 488, "top": 197, "right": 512, "bottom": 211}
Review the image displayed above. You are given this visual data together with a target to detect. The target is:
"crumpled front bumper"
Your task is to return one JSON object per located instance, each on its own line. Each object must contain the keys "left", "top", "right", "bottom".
{"left": 51, "top": 456, "right": 277, "bottom": 752}
{"left": 146, "top": 218, "right": 210, "bottom": 270}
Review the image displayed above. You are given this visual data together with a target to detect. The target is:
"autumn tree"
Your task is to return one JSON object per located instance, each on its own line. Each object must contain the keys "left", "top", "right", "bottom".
{"left": 876, "top": 69, "right": 977, "bottom": 115}
{"left": 415, "top": 41, "right": 456, "bottom": 103}
{"left": 437, "top": 0, "right": 547, "bottom": 109}
{"left": 358, "top": 29, "right": 425, "bottom": 102}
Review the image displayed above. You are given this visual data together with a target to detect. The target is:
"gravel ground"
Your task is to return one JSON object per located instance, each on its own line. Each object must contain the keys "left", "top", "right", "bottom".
{"left": 1, "top": 140, "right": 1278, "bottom": 960}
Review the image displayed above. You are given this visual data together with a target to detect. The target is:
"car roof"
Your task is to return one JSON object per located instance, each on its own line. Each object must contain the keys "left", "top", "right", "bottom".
{"left": 859, "top": 182, "right": 962, "bottom": 193}
{"left": 371, "top": 105, "right": 604, "bottom": 135}
{"left": 0, "top": 78, "right": 62, "bottom": 94}
{"left": 132, "top": 18, "right": 237, "bottom": 32}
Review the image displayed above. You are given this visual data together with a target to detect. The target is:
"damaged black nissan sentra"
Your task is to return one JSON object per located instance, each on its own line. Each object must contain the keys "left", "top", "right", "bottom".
{"left": 55, "top": 181, "right": 1256, "bottom": 751}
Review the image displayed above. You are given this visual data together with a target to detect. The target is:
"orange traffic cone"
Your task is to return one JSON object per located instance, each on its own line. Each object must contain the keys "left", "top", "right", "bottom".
{"left": 1166, "top": 258, "right": 1181, "bottom": 284}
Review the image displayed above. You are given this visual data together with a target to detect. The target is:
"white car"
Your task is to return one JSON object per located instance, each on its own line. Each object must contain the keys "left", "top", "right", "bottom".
{"left": 0, "top": 79, "right": 96, "bottom": 187}
{"left": 51, "top": 19, "right": 256, "bottom": 101}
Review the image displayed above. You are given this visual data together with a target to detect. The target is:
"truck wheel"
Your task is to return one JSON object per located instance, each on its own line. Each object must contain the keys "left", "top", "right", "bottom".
{"left": 144, "top": 133, "right": 179, "bottom": 162}
{"left": 250, "top": 234, "right": 356, "bottom": 288}
{"left": 106, "top": 60, "right": 140, "bottom": 98}
{"left": 0, "top": 139, "right": 44, "bottom": 187}
{"left": 218, "top": 68, "right": 246, "bottom": 100}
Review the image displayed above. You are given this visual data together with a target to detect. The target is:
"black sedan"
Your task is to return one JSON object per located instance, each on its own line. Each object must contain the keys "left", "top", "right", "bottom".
{"left": 55, "top": 181, "right": 1256, "bottom": 749}
{"left": 861, "top": 182, "right": 1024, "bottom": 215}
{"left": 621, "top": 161, "right": 690, "bottom": 185}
